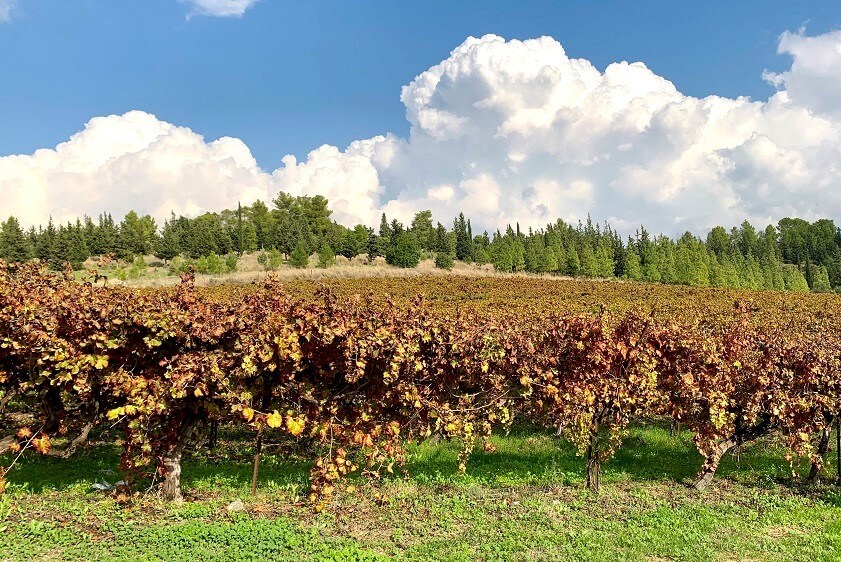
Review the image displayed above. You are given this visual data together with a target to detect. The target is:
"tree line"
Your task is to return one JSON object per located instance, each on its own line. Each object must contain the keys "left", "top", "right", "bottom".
{"left": 1, "top": 193, "right": 840, "bottom": 291}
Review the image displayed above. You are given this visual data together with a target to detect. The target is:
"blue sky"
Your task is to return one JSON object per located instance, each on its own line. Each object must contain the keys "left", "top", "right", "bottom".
{"left": 1, "top": 0, "right": 840, "bottom": 168}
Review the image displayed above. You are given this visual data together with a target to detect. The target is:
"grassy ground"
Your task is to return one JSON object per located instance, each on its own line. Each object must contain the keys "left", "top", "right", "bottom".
{"left": 3, "top": 424, "right": 841, "bottom": 561}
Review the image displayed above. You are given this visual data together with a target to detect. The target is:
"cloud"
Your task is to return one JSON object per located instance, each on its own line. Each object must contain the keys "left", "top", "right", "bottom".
{"left": 181, "top": 0, "right": 257, "bottom": 18}
{"left": 0, "top": 0, "right": 16, "bottom": 22}
{"left": 276, "top": 31, "right": 841, "bottom": 235}
{"left": 0, "top": 111, "right": 271, "bottom": 227}
{"left": 3, "top": 30, "right": 841, "bottom": 235}
{"left": 763, "top": 29, "right": 841, "bottom": 120}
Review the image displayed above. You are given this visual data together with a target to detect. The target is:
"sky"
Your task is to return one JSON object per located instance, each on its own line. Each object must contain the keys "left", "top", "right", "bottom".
{"left": 1, "top": 0, "right": 841, "bottom": 235}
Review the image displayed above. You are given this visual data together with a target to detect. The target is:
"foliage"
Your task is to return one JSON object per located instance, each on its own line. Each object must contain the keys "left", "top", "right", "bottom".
{"left": 257, "top": 250, "right": 283, "bottom": 272}
{"left": 317, "top": 244, "right": 335, "bottom": 269}
{"left": 289, "top": 242, "right": 309, "bottom": 268}
{"left": 2, "top": 259, "right": 841, "bottom": 507}
{"left": 385, "top": 231, "right": 421, "bottom": 268}
{"left": 434, "top": 252, "right": 453, "bottom": 270}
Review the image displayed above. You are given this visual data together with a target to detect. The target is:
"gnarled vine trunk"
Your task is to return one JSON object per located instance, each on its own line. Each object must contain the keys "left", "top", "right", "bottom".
{"left": 586, "top": 425, "right": 601, "bottom": 493}
{"left": 807, "top": 419, "right": 834, "bottom": 484}
{"left": 42, "top": 386, "right": 64, "bottom": 434}
{"left": 160, "top": 418, "right": 197, "bottom": 501}
{"left": 692, "top": 436, "right": 737, "bottom": 491}
{"left": 692, "top": 418, "right": 773, "bottom": 492}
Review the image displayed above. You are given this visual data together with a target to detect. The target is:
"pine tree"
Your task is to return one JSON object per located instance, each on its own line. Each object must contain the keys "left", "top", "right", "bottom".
{"left": 810, "top": 264, "right": 832, "bottom": 292}
{"left": 566, "top": 247, "right": 581, "bottom": 276}
{"left": 595, "top": 239, "right": 615, "bottom": 278}
{"left": 410, "top": 210, "right": 433, "bottom": 251}
{"left": 624, "top": 248, "right": 643, "bottom": 281}
{"left": 156, "top": 220, "right": 181, "bottom": 263}
{"left": 0, "top": 216, "right": 32, "bottom": 262}
{"left": 289, "top": 240, "right": 309, "bottom": 268}
{"left": 317, "top": 243, "right": 335, "bottom": 268}
{"left": 50, "top": 226, "right": 72, "bottom": 270}
{"left": 511, "top": 238, "right": 526, "bottom": 272}
{"left": 36, "top": 218, "right": 57, "bottom": 262}
{"left": 781, "top": 264, "right": 810, "bottom": 292}
{"left": 580, "top": 244, "right": 598, "bottom": 277}
{"left": 674, "top": 245, "right": 695, "bottom": 285}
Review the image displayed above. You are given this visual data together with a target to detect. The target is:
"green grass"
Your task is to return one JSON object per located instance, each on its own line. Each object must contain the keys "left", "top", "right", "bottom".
{"left": 3, "top": 424, "right": 841, "bottom": 561}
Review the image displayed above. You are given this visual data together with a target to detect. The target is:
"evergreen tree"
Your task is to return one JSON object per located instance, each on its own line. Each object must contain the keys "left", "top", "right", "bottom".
{"left": 781, "top": 264, "right": 810, "bottom": 292}
{"left": 434, "top": 251, "right": 454, "bottom": 270}
{"left": 36, "top": 218, "right": 57, "bottom": 262}
{"left": 809, "top": 264, "right": 832, "bottom": 292}
{"left": 366, "top": 233, "right": 380, "bottom": 261}
{"left": 511, "top": 237, "right": 526, "bottom": 272}
{"left": 566, "top": 247, "right": 581, "bottom": 276}
{"left": 376, "top": 213, "right": 392, "bottom": 258}
{"left": 289, "top": 240, "right": 309, "bottom": 268}
{"left": 117, "top": 211, "right": 156, "bottom": 259}
{"left": 386, "top": 231, "right": 421, "bottom": 268}
{"left": 247, "top": 201, "right": 273, "bottom": 250}
{"left": 454, "top": 213, "right": 472, "bottom": 261}
{"left": 50, "top": 224, "right": 88, "bottom": 270}
{"left": 595, "top": 239, "right": 615, "bottom": 278}
{"left": 624, "top": 247, "right": 643, "bottom": 281}
{"left": 0, "top": 216, "right": 32, "bottom": 262}
{"left": 580, "top": 244, "right": 598, "bottom": 277}
{"left": 410, "top": 210, "right": 434, "bottom": 251}
{"left": 317, "top": 243, "right": 336, "bottom": 268}
{"left": 475, "top": 246, "right": 491, "bottom": 265}
{"left": 156, "top": 219, "right": 181, "bottom": 263}
{"left": 673, "top": 244, "right": 695, "bottom": 285}
{"left": 340, "top": 224, "right": 370, "bottom": 258}
{"left": 490, "top": 233, "right": 513, "bottom": 273}
{"left": 430, "top": 222, "right": 450, "bottom": 254}
{"left": 184, "top": 214, "right": 224, "bottom": 259}
{"left": 706, "top": 226, "right": 731, "bottom": 259}
{"left": 67, "top": 223, "right": 90, "bottom": 269}
{"left": 543, "top": 247, "right": 559, "bottom": 273}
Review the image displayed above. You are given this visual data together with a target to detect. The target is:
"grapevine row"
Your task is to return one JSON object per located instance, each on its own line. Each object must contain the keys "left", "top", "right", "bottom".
{"left": 1, "top": 261, "right": 840, "bottom": 502}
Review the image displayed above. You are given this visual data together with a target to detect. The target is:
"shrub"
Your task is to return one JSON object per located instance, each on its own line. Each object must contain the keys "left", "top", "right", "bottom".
{"left": 386, "top": 232, "right": 421, "bottom": 269}
{"left": 258, "top": 250, "right": 282, "bottom": 271}
{"left": 168, "top": 256, "right": 187, "bottom": 276}
{"left": 225, "top": 253, "right": 239, "bottom": 273}
{"left": 434, "top": 252, "right": 454, "bottom": 270}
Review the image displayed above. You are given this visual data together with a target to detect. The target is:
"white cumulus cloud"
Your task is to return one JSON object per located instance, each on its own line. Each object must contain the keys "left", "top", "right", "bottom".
{"left": 181, "top": 0, "right": 257, "bottom": 18}
{"left": 3, "top": 30, "right": 841, "bottom": 235}
{"left": 275, "top": 31, "right": 841, "bottom": 234}
{"left": 0, "top": 111, "right": 271, "bottom": 227}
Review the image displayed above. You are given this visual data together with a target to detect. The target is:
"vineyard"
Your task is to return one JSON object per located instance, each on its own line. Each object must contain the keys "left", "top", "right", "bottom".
{"left": 3, "top": 260, "right": 841, "bottom": 507}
